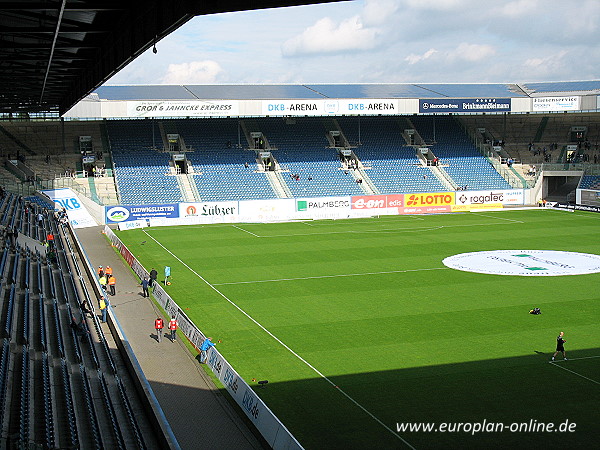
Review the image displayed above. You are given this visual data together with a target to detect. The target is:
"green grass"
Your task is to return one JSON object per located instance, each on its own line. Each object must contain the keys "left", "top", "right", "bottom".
{"left": 117, "top": 209, "right": 600, "bottom": 449}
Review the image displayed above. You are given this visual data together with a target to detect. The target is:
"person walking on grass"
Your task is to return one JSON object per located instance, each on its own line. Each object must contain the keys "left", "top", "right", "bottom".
{"left": 552, "top": 331, "right": 567, "bottom": 361}
{"left": 155, "top": 317, "right": 164, "bottom": 342}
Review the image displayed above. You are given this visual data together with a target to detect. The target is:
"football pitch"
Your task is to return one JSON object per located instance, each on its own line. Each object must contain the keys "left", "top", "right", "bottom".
{"left": 116, "top": 209, "right": 600, "bottom": 449}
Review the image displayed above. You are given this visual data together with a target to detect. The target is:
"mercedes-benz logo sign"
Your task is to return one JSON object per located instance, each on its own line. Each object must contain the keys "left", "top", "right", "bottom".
{"left": 422, "top": 102, "right": 429, "bottom": 109}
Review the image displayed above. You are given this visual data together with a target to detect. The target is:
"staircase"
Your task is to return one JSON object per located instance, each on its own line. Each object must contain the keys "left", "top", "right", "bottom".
{"left": 176, "top": 174, "right": 197, "bottom": 201}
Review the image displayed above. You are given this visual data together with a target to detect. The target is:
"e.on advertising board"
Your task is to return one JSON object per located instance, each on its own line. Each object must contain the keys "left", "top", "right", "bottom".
{"left": 351, "top": 195, "right": 403, "bottom": 214}
{"left": 401, "top": 192, "right": 455, "bottom": 214}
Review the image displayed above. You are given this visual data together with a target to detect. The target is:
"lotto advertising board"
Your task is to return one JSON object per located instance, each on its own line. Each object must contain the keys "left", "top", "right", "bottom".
{"left": 401, "top": 192, "right": 455, "bottom": 214}
{"left": 41, "top": 188, "right": 97, "bottom": 228}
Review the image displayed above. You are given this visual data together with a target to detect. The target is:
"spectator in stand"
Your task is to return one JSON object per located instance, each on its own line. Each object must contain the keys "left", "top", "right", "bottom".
{"left": 46, "top": 231, "right": 54, "bottom": 247}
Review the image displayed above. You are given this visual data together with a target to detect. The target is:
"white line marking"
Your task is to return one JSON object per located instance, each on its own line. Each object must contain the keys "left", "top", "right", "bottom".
{"left": 232, "top": 225, "right": 260, "bottom": 237}
{"left": 552, "top": 355, "right": 600, "bottom": 362}
{"left": 142, "top": 229, "right": 413, "bottom": 448}
{"left": 213, "top": 267, "right": 449, "bottom": 286}
{"left": 549, "top": 362, "right": 600, "bottom": 386}
{"left": 251, "top": 221, "right": 520, "bottom": 238}
{"left": 471, "top": 212, "right": 524, "bottom": 223}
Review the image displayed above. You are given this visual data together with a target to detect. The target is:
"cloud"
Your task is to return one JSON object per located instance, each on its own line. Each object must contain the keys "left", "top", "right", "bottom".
{"left": 448, "top": 43, "right": 496, "bottom": 62}
{"left": 161, "top": 61, "right": 224, "bottom": 84}
{"left": 362, "top": 0, "right": 400, "bottom": 26}
{"left": 405, "top": 48, "right": 438, "bottom": 65}
{"left": 281, "top": 16, "right": 377, "bottom": 56}
{"left": 524, "top": 50, "right": 568, "bottom": 73}
{"left": 404, "top": 0, "right": 466, "bottom": 10}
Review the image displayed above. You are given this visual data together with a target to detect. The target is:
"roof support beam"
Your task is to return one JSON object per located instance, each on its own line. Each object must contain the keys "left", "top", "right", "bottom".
{"left": 40, "top": 0, "right": 67, "bottom": 105}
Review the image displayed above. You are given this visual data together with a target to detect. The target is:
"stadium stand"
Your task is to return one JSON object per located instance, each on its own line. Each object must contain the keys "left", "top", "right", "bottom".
{"left": 0, "top": 195, "right": 164, "bottom": 448}
{"left": 410, "top": 116, "right": 512, "bottom": 190}
{"left": 108, "top": 120, "right": 185, "bottom": 204}
{"left": 256, "top": 118, "right": 365, "bottom": 197}
{"left": 579, "top": 175, "right": 600, "bottom": 190}
{"left": 176, "top": 119, "right": 276, "bottom": 201}
{"left": 337, "top": 116, "right": 447, "bottom": 193}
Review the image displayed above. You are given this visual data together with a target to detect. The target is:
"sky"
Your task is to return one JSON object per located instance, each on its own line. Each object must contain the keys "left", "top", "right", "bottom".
{"left": 105, "top": 0, "right": 600, "bottom": 86}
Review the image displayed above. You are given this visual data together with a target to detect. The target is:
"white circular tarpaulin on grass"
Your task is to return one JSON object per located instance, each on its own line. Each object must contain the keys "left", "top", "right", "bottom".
{"left": 443, "top": 250, "right": 600, "bottom": 276}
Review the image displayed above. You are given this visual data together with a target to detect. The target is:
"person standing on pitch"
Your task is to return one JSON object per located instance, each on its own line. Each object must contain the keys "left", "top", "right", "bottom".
{"left": 199, "top": 337, "right": 216, "bottom": 363}
{"left": 141, "top": 277, "right": 150, "bottom": 298}
{"left": 155, "top": 317, "right": 164, "bottom": 342}
{"left": 552, "top": 331, "right": 567, "bottom": 361}
{"left": 168, "top": 316, "right": 178, "bottom": 342}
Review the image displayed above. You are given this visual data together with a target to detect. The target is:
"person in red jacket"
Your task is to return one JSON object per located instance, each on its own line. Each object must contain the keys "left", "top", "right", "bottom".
{"left": 168, "top": 316, "right": 178, "bottom": 342}
{"left": 154, "top": 317, "right": 164, "bottom": 342}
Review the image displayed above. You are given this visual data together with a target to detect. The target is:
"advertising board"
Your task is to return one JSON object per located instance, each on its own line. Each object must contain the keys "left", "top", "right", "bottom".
{"left": 532, "top": 97, "right": 580, "bottom": 112}
{"left": 41, "top": 188, "right": 97, "bottom": 228}
{"left": 261, "top": 99, "right": 399, "bottom": 116}
{"left": 419, "top": 98, "right": 511, "bottom": 113}
{"left": 454, "top": 189, "right": 524, "bottom": 206}
{"left": 126, "top": 100, "right": 239, "bottom": 117}
{"left": 105, "top": 204, "right": 179, "bottom": 224}
{"left": 351, "top": 194, "right": 403, "bottom": 210}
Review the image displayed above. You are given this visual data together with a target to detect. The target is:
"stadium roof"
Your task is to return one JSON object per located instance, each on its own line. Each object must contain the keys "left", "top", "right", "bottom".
{"left": 94, "top": 81, "right": 600, "bottom": 101}
{"left": 0, "top": 0, "right": 346, "bottom": 115}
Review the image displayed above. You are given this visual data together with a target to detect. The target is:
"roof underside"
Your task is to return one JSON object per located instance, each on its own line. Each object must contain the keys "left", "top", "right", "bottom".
{"left": 0, "top": 0, "right": 346, "bottom": 115}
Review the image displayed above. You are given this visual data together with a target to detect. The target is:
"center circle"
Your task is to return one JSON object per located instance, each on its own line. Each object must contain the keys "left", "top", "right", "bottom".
{"left": 442, "top": 250, "right": 600, "bottom": 276}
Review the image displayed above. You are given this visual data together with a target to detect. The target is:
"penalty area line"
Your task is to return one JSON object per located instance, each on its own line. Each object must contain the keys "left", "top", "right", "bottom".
{"left": 549, "top": 361, "right": 600, "bottom": 386}
{"left": 141, "top": 229, "right": 414, "bottom": 448}
{"left": 232, "top": 225, "right": 260, "bottom": 237}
